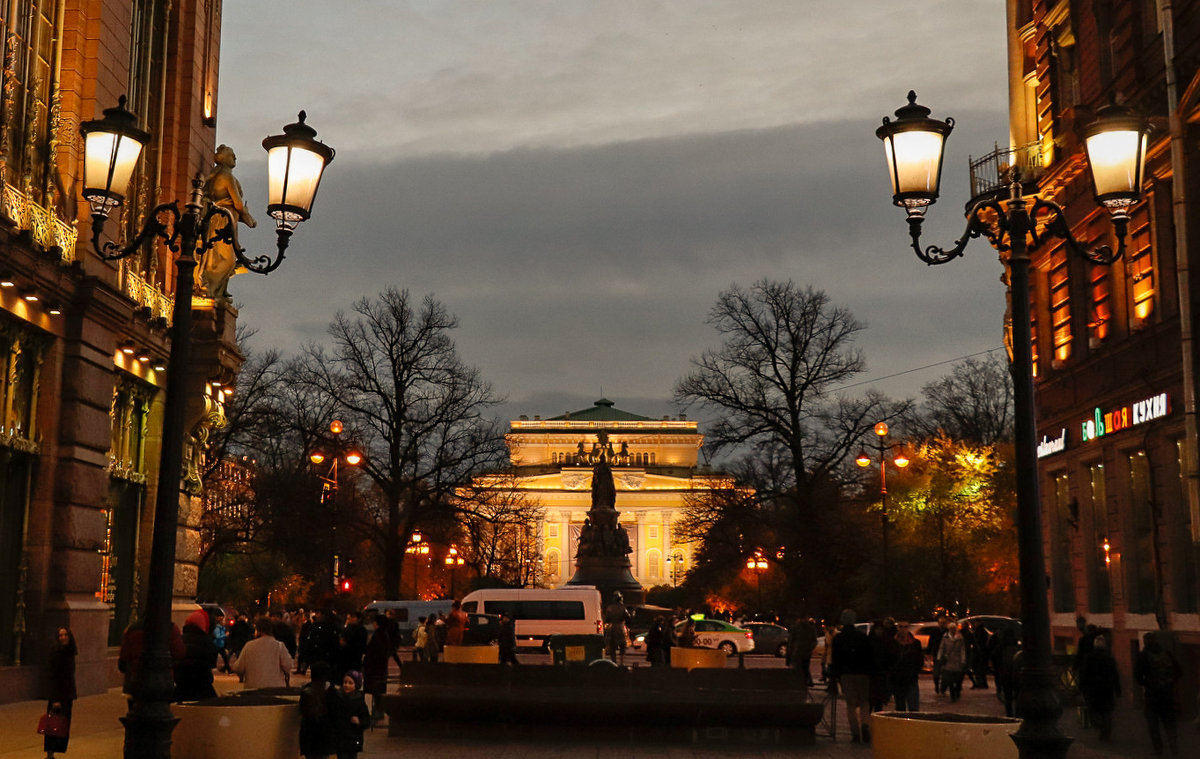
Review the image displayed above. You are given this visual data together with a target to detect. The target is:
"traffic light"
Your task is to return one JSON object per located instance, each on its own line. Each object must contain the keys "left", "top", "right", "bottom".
{"left": 339, "top": 577, "right": 353, "bottom": 594}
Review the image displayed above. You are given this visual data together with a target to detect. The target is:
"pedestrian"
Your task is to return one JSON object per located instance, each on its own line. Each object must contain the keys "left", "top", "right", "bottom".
{"left": 444, "top": 600, "right": 469, "bottom": 647}
{"left": 422, "top": 615, "right": 441, "bottom": 663}
{"left": 964, "top": 619, "right": 989, "bottom": 689}
{"left": 645, "top": 617, "right": 665, "bottom": 666}
{"left": 228, "top": 613, "right": 253, "bottom": 657}
{"left": 890, "top": 620, "right": 924, "bottom": 711}
{"left": 300, "top": 661, "right": 342, "bottom": 759}
{"left": 336, "top": 670, "right": 371, "bottom": 759}
{"left": 334, "top": 613, "right": 367, "bottom": 682}
{"left": 786, "top": 617, "right": 818, "bottom": 686}
{"left": 272, "top": 610, "right": 298, "bottom": 661}
{"left": 678, "top": 618, "right": 697, "bottom": 648}
{"left": 821, "top": 620, "right": 838, "bottom": 683}
{"left": 117, "top": 620, "right": 185, "bottom": 696}
{"left": 232, "top": 616, "right": 293, "bottom": 689}
{"left": 43, "top": 626, "right": 77, "bottom": 759}
{"left": 498, "top": 611, "right": 520, "bottom": 665}
{"left": 1079, "top": 634, "right": 1121, "bottom": 741}
{"left": 936, "top": 621, "right": 967, "bottom": 702}
{"left": 296, "top": 608, "right": 314, "bottom": 674}
{"left": 307, "top": 609, "right": 340, "bottom": 670}
{"left": 361, "top": 611, "right": 395, "bottom": 726}
{"left": 212, "top": 611, "right": 231, "bottom": 673}
{"left": 992, "top": 626, "right": 1021, "bottom": 718}
{"left": 660, "top": 614, "right": 677, "bottom": 664}
{"left": 868, "top": 619, "right": 895, "bottom": 712}
{"left": 413, "top": 616, "right": 429, "bottom": 661}
{"left": 928, "top": 616, "right": 950, "bottom": 694}
{"left": 602, "top": 592, "right": 630, "bottom": 660}
{"left": 830, "top": 609, "right": 873, "bottom": 744}
{"left": 174, "top": 609, "right": 217, "bottom": 702}
{"left": 1134, "top": 631, "right": 1182, "bottom": 755}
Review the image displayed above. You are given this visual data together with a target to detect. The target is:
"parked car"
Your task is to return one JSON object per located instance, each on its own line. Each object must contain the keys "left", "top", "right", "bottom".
{"left": 742, "top": 622, "right": 789, "bottom": 657}
{"left": 632, "top": 618, "right": 756, "bottom": 656}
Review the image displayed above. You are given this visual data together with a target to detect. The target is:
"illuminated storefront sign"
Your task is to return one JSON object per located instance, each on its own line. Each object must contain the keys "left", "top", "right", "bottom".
{"left": 1037, "top": 428, "right": 1067, "bottom": 458}
{"left": 1080, "top": 392, "right": 1170, "bottom": 443}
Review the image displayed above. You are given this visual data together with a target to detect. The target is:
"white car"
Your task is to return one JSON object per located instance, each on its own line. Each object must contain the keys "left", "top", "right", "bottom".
{"left": 633, "top": 618, "right": 756, "bottom": 656}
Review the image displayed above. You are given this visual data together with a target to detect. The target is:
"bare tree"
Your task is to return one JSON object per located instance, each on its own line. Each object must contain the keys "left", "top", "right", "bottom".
{"left": 675, "top": 280, "right": 908, "bottom": 512}
{"left": 294, "top": 288, "right": 507, "bottom": 598}
{"left": 906, "top": 353, "right": 1013, "bottom": 445}
{"left": 456, "top": 469, "right": 545, "bottom": 585}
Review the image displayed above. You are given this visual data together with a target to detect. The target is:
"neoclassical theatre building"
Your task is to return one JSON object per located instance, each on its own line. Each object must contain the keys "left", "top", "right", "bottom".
{"left": 489, "top": 399, "right": 731, "bottom": 590}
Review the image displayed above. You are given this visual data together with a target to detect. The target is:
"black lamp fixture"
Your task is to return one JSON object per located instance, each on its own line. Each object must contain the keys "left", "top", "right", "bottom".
{"left": 81, "top": 96, "right": 334, "bottom": 759}
{"left": 877, "top": 91, "right": 1149, "bottom": 759}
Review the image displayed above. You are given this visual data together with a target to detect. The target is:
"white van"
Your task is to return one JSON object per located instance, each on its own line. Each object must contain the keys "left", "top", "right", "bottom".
{"left": 363, "top": 599, "right": 453, "bottom": 644}
{"left": 460, "top": 587, "right": 603, "bottom": 646}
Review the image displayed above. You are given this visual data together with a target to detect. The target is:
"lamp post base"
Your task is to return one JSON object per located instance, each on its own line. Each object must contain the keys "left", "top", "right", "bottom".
{"left": 120, "top": 711, "right": 180, "bottom": 759}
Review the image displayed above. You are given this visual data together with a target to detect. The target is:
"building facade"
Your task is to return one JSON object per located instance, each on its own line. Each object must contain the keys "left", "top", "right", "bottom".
{"left": 487, "top": 399, "right": 732, "bottom": 591}
{"left": 1003, "top": 0, "right": 1200, "bottom": 715}
{"left": 0, "top": 1, "right": 239, "bottom": 702}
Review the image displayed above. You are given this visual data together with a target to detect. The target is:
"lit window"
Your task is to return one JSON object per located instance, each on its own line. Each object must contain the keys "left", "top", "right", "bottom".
{"left": 1049, "top": 244, "right": 1071, "bottom": 363}
{"left": 1128, "top": 215, "right": 1154, "bottom": 323}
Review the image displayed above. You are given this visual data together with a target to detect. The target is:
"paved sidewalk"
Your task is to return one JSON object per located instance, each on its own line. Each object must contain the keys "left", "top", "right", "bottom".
{"left": 1, "top": 671, "right": 1196, "bottom": 758}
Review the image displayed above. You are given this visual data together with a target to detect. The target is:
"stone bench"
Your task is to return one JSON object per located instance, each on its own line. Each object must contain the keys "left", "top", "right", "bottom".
{"left": 383, "top": 662, "right": 824, "bottom": 745}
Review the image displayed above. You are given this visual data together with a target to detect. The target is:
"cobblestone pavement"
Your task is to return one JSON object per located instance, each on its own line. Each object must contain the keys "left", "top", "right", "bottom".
{"left": 1, "top": 663, "right": 1196, "bottom": 758}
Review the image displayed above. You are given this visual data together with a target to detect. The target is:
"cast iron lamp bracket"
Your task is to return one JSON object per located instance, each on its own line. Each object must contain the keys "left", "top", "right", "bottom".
{"left": 90, "top": 176, "right": 294, "bottom": 273}
{"left": 907, "top": 169, "right": 1127, "bottom": 267}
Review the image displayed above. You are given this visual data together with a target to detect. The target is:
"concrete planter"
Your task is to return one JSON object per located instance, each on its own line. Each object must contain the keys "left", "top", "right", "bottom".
{"left": 173, "top": 695, "right": 299, "bottom": 759}
{"left": 670, "top": 646, "right": 727, "bottom": 670}
{"left": 443, "top": 644, "right": 500, "bottom": 663}
{"left": 871, "top": 711, "right": 1021, "bottom": 759}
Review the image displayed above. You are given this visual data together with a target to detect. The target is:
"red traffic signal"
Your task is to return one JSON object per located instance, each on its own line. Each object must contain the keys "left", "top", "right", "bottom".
{"left": 339, "top": 578, "right": 352, "bottom": 593}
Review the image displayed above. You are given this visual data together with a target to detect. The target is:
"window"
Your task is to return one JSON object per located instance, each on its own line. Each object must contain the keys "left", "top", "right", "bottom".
{"left": 548, "top": 524, "right": 559, "bottom": 539}
{"left": 1089, "top": 262, "right": 1112, "bottom": 345}
{"left": 1030, "top": 284, "right": 1040, "bottom": 377}
{"left": 647, "top": 550, "right": 661, "bottom": 579}
{"left": 1087, "top": 464, "right": 1112, "bottom": 612}
{"left": 1049, "top": 245, "right": 1072, "bottom": 364}
{"left": 648, "top": 525, "right": 658, "bottom": 539}
{"left": 1127, "top": 451, "right": 1158, "bottom": 613}
{"left": 1127, "top": 216, "right": 1155, "bottom": 324}
{"left": 482, "top": 600, "right": 584, "bottom": 620}
{"left": 1051, "top": 474, "right": 1075, "bottom": 612}
{"left": 544, "top": 550, "right": 560, "bottom": 581}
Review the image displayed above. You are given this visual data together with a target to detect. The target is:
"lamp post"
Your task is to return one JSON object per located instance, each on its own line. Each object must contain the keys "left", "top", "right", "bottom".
{"left": 407, "top": 531, "right": 430, "bottom": 598}
{"left": 666, "top": 553, "right": 683, "bottom": 587}
{"left": 746, "top": 549, "right": 768, "bottom": 611}
{"left": 444, "top": 545, "right": 465, "bottom": 598}
{"left": 855, "top": 421, "right": 909, "bottom": 611}
{"left": 876, "top": 91, "right": 1149, "bottom": 759}
{"left": 310, "top": 419, "right": 362, "bottom": 592}
{"left": 81, "top": 97, "right": 333, "bottom": 759}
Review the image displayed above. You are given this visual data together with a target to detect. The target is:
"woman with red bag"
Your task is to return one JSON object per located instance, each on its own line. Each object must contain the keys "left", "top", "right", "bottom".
{"left": 43, "top": 626, "right": 77, "bottom": 758}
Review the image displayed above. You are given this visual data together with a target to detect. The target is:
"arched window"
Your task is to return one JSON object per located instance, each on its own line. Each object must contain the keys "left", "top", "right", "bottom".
{"left": 545, "top": 550, "right": 561, "bottom": 581}
{"left": 647, "top": 550, "right": 661, "bottom": 579}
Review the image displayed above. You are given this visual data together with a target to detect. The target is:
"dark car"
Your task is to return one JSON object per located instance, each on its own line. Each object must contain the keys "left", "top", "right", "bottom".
{"left": 743, "top": 622, "right": 790, "bottom": 657}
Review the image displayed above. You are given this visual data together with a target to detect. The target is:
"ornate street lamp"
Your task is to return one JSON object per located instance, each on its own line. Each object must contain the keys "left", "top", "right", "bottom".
{"left": 877, "top": 91, "right": 1149, "bottom": 759}
{"left": 746, "top": 549, "right": 768, "bottom": 610}
{"left": 855, "top": 421, "right": 909, "bottom": 611}
{"left": 82, "top": 97, "right": 333, "bottom": 759}
{"left": 407, "top": 531, "right": 431, "bottom": 598}
{"left": 311, "top": 420, "right": 363, "bottom": 591}
{"left": 445, "top": 545, "right": 465, "bottom": 597}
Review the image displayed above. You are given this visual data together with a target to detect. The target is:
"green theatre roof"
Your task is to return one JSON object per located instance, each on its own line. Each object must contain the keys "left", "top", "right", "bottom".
{"left": 550, "top": 398, "right": 654, "bottom": 422}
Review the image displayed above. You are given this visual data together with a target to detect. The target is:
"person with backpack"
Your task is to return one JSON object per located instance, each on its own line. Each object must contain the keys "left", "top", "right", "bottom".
{"left": 1134, "top": 631, "right": 1182, "bottom": 755}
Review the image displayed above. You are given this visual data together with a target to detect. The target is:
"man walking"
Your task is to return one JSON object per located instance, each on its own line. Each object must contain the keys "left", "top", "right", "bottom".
{"left": 830, "top": 609, "right": 873, "bottom": 743}
{"left": 1135, "top": 631, "right": 1182, "bottom": 755}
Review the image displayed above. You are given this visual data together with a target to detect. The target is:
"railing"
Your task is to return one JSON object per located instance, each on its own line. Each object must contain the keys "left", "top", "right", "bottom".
{"left": 969, "top": 141, "right": 1044, "bottom": 200}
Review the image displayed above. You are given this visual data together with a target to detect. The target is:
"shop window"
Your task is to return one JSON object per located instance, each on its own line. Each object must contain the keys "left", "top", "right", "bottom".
{"left": 1127, "top": 451, "right": 1158, "bottom": 613}
{"left": 1174, "top": 441, "right": 1197, "bottom": 612}
{"left": 1051, "top": 474, "right": 1075, "bottom": 612}
{"left": 1087, "top": 464, "right": 1112, "bottom": 613}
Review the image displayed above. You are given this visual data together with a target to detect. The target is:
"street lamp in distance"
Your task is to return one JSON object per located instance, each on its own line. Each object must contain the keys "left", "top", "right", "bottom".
{"left": 81, "top": 97, "right": 333, "bottom": 759}
{"left": 855, "top": 421, "right": 909, "bottom": 611}
{"left": 444, "top": 545, "right": 465, "bottom": 598}
{"left": 876, "top": 91, "right": 1149, "bottom": 759}
{"left": 407, "top": 531, "right": 430, "bottom": 598}
{"left": 310, "top": 420, "right": 362, "bottom": 592}
{"left": 746, "top": 549, "right": 768, "bottom": 611}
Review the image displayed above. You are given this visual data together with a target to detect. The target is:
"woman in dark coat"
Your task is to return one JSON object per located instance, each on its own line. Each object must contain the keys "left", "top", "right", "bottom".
{"left": 174, "top": 609, "right": 218, "bottom": 702}
{"left": 45, "top": 626, "right": 77, "bottom": 758}
{"left": 360, "top": 612, "right": 394, "bottom": 725}
{"left": 1080, "top": 634, "right": 1121, "bottom": 741}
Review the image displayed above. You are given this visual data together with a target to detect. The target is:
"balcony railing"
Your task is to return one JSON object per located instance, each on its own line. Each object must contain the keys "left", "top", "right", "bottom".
{"left": 969, "top": 141, "right": 1044, "bottom": 201}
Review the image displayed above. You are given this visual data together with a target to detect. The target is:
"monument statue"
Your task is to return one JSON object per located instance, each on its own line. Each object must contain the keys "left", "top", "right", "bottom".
{"left": 198, "top": 145, "right": 257, "bottom": 303}
{"left": 566, "top": 455, "right": 643, "bottom": 605}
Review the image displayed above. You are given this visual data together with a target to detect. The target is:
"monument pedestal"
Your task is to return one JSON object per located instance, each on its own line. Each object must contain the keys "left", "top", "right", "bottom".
{"left": 566, "top": 555, "right": 644, "bottom": 606}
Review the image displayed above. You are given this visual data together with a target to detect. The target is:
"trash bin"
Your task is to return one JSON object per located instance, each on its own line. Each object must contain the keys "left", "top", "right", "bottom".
{"left": 547, "top": 633, "right": 604, "bottom": 664}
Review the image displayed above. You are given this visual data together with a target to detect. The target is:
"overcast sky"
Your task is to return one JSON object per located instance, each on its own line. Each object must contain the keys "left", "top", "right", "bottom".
{"left": 215, "top": 1, "right": 1011, "bottom": 422}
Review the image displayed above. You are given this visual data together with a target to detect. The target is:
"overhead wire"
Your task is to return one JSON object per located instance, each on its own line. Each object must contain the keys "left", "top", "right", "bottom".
{"left": 837, "top": 346, "right": 1005, "bottom": 392}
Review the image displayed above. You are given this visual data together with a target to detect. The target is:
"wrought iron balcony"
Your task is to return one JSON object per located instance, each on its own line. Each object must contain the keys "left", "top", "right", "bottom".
{"left": 968, "top": 140, "right": 1044, "bottom": 202}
